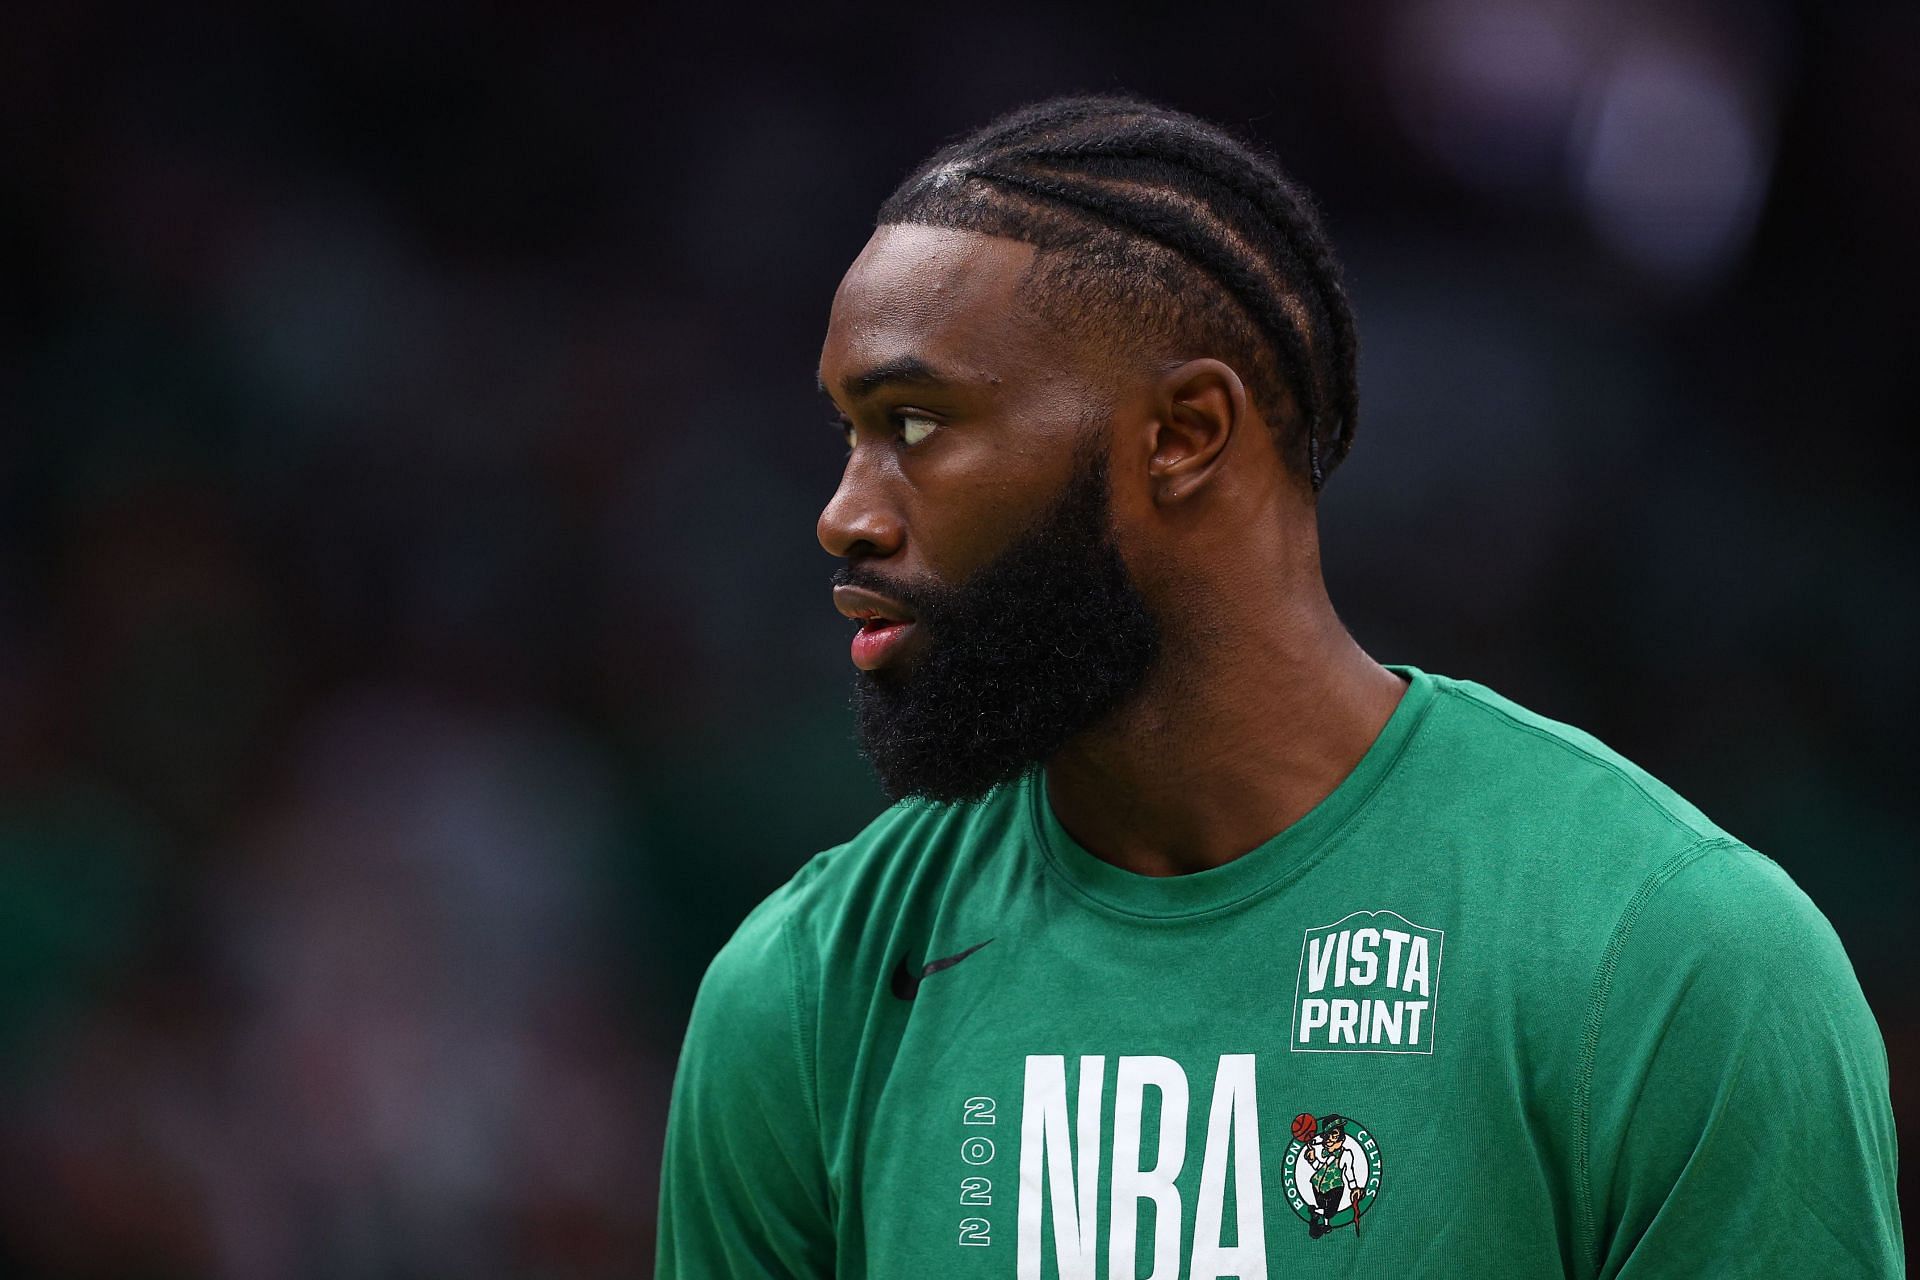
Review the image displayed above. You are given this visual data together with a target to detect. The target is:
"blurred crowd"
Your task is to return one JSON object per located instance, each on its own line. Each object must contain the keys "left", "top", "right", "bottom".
{"left": 1, "top": 1, "right": 1913, "bottom": 1275}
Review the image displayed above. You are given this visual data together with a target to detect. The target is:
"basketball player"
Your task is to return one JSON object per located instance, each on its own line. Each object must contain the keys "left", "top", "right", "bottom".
{"left": 657, "top": 95, "right": 1901, "bottom": 1277}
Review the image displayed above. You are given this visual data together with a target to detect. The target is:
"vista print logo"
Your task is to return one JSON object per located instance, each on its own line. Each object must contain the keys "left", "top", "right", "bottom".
{"left": 1291, "top": 909, "right": 1444, "bottom": 1053}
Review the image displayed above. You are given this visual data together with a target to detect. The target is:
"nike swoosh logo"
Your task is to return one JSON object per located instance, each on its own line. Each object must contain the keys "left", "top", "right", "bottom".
{"left": 891, "top": 939, "right": 994, "bottom": 1000}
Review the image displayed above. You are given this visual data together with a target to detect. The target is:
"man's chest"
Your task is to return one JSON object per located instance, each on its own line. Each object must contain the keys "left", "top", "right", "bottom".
{"left": 831, "top": 902, "right": 1579, "bottom": 1278}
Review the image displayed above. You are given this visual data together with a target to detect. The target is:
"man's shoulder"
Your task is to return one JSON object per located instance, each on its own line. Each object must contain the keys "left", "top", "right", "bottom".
{"left": 1410, "top": 669, "right": 1861, "bottom": 988}
{"left": 1616, "top": 834, "right": 1858, "bottom": 987}
{"left": 1420, "top": 670, "right": 1731, "bottom": 853}
{"left": 1393, "top": 668, "right": 1791, "bottom": 950}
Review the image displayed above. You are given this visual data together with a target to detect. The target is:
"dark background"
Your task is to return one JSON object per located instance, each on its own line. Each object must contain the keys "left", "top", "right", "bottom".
{"left": 1, "top": 1, "right": 1912, "bottom": 1275}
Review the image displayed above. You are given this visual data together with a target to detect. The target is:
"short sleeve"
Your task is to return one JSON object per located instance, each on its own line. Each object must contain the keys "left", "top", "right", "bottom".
{"left": 656, "top": 901, "right": 835, "bottom": 1278}
{"left": 1580, "top": 840, "right": 1902, "bottom": 1278}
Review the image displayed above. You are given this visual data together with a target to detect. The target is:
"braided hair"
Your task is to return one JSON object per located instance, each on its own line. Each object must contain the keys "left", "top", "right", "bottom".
{"left": 877, "top": 94, "right": 1359, "bottom": 491}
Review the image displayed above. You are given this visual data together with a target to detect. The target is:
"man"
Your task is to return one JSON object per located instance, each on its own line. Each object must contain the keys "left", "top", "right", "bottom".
{"left": 657, "top": 95, "right": 1901, "bottom": 1277}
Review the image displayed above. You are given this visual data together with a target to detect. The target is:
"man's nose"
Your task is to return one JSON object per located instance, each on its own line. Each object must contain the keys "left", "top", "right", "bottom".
{"left": 817, "top": 451, "right": 905, "bottom": 560}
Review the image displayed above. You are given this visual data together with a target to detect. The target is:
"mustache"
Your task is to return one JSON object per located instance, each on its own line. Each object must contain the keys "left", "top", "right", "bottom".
{"left": 831, "top": 563, "right": 946, "bottom": 623}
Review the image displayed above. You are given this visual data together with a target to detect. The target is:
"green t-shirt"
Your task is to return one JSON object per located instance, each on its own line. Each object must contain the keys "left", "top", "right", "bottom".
{"left": 657, "top": 667, "right": 1902, "bottom": 1278}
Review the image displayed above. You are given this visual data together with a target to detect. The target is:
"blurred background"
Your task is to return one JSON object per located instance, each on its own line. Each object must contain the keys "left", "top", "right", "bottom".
{"left": 0, "top": 0, "right": 1912, "bottom": 1274}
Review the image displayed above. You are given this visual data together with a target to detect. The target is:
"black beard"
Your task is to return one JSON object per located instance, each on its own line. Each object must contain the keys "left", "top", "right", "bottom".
{"left": 836, "top": 442, "right": 1161, "bottom": 804}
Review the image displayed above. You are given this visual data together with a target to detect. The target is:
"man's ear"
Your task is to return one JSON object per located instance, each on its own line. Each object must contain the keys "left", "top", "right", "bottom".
{"left": 1148, "top": 358, "right": 1247, "bottom": 505}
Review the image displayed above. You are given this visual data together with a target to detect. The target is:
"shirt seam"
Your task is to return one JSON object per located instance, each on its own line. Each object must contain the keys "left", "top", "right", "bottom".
{"left": 1573, "top": 834, "right": 1741, "bottom": 1274}
{"left": 780, "top": 914, "right": 825, "bottom": 1163}
{"left": 1029, "top": 686, "right": 1441, "bottom": 923}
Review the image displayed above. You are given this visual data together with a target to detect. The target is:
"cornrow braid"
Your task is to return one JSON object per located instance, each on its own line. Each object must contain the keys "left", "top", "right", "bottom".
{"left": 877, "top": 94, "right": 1360, "bottom": 490}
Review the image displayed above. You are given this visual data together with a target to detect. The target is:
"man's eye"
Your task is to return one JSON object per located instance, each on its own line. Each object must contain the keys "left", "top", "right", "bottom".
{"left": 899, "top": 415, "right": 937, "bottom": 447}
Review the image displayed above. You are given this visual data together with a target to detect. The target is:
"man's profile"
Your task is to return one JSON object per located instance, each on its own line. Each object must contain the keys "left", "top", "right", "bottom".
{"left": 656, "top": 94, "right": 1901, "bottom": 1277}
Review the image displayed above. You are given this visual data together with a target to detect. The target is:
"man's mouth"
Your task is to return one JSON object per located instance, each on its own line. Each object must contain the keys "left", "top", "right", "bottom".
{"left": 832, "top": 583, "right": 925, "bottom": 672}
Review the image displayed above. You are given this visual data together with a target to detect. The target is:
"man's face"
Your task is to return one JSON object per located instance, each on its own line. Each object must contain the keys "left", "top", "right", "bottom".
{"left": 816, "top": 224, "right": 1161, "bottom": 802}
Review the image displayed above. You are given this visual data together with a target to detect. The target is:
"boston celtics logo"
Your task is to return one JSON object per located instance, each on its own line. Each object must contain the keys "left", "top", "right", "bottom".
{"left": 1284, "top": 1112, "right": 1382, "bottom": 1239}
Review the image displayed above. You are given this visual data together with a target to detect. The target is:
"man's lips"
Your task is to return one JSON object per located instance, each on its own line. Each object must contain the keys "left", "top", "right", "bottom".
{"left": 832, "top": 584, "right": 917, "bottom": 626}
{"left": 832, "top": 584, "right": 923, "bottom": 672}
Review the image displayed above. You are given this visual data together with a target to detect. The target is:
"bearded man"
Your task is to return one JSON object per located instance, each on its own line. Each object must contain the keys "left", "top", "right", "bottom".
{"left": 656, "top": 95, "right": 1901, "bottom": 1279}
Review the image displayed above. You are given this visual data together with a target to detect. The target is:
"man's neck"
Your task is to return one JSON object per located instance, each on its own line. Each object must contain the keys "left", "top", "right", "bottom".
{"left": 1040, "top": 589, "right": 1406, "bottom": 878}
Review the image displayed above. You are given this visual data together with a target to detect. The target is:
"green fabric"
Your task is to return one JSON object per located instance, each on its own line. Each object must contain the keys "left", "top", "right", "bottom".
{"left": 658, "top": 667, "right": 1902, "bottom": 1278}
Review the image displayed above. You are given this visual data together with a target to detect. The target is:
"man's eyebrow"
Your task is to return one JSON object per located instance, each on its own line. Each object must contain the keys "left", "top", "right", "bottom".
{"left": 816, "top": 355, "right": 951, "bottom": 403}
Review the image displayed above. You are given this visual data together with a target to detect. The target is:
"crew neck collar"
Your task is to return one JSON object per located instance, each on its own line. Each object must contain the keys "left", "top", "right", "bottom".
{"left": 1026, "top": 665, "right": 1437, "bottom": 920}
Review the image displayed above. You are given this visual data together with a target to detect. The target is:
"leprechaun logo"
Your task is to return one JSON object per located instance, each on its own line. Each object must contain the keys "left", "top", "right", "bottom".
{"left": 1284, "top": 1112, "right": 1382, "bottom": 1239}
